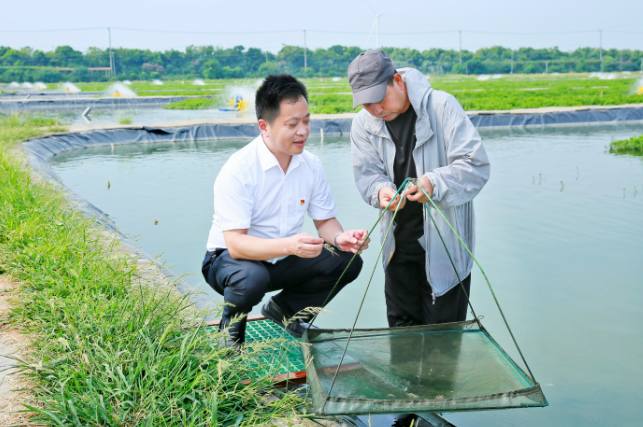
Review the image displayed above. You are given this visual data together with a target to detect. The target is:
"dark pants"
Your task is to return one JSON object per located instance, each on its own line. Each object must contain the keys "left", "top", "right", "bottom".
{"left": 385, "top": 253, "right": 471, "bottom": 327}
{"left": 202, "top": 247, "right": 362, "bottom": 341}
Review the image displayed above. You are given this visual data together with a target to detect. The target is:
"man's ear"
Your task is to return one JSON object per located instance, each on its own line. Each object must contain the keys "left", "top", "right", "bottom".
{"left": 258, "top": 118, "right": 269, "bottom": 134}
{"left": 394, "top": 73, "right": 405, "bottom": 89}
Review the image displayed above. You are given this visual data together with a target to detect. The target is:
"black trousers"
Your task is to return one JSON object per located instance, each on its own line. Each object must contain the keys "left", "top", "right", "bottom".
{"left": 385, "top": 253, "right": 471, "bottom": 327}
{"left": 202, "top": 246, "right": 362, "bottom": 340}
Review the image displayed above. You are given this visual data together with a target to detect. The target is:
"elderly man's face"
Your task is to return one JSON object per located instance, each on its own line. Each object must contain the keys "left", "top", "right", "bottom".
{"left": 362, "top": 73, "right": 410, "bottom": 121}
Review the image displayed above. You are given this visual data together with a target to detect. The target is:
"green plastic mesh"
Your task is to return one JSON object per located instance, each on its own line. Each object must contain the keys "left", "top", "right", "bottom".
{"left": 246, "top": 319, "right": 306, "bottom": 375}
{"left": 300, "top": 320, "right": 547, "bottom": 415}
{"left": 208, "top": 320, "right": 305, "bottom": 378}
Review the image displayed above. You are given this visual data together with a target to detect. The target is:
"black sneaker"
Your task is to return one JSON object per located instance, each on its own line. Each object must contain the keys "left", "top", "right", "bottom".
{"left": 260, "top": 297, "right": 318, "bottom": 338}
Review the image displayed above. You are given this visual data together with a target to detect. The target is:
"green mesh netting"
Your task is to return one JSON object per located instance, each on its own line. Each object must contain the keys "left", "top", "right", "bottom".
{"left": 301, "top": 321, "right": 547, "bottom": 415}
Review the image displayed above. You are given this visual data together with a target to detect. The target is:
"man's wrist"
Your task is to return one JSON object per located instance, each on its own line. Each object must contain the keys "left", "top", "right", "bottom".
{"left": 333, "top": 232, "right": 345, "bottom": 251}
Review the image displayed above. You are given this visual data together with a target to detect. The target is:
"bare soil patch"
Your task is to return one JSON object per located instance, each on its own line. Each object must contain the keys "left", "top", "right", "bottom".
{"left": 0, "top": 274, "right": 38, "bottom": 426}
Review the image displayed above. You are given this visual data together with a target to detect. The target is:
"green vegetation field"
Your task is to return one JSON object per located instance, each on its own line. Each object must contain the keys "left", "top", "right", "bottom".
{"left": 116, "top": 73, "right": 643, "bottom": 114}
{"left": 3, "top": 72, "right": 643, "bottom": 114}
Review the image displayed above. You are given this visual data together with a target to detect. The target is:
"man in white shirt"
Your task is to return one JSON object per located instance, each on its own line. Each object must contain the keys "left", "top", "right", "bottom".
{"left": 202, "top": 74, "right": 370, "bottom": 348}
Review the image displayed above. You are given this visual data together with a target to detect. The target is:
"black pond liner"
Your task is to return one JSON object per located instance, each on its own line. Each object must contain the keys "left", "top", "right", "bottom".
{"left": 0, "top": 95, "right": 220, "bottom": 112}
{"left": 470, "top": 106, "right": 643, "bottom": 128}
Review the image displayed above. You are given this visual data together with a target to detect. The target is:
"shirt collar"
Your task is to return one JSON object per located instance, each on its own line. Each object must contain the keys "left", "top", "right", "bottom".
{"left": 256, "top": 135, "right": 302, "bottom": 173}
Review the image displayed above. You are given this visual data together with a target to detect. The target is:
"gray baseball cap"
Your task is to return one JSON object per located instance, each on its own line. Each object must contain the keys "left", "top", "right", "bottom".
{"left": 348, "top": 50, "right": 396, "bottom": 109}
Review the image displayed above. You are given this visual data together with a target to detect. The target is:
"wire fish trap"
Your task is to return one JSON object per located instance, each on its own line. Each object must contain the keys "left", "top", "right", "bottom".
{"left": 301, "top": 178, "right": 548, "bottom": 415}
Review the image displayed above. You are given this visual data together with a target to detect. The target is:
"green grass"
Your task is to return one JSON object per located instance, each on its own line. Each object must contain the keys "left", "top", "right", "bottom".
{"left": 609, "top": 134, "right": 643, "bottom": 155}
{"left": 309, "top": 94, "right": 361, "bottom": 114}
{"left": 432, "top": 75, "right": 643, "bottom": 110}
{"left": 164, "top": 98, "right": 219, "bottom": 110}
{"left": 310, "top": 75, "right": 643, "bottom": 112}
{"left": 0, "top": 114, "right": 309, "bottom": 425}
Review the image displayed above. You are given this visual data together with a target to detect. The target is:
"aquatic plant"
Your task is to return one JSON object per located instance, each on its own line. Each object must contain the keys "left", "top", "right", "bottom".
{"left": 609, "top": 134, "right": 643, "bottom": 156}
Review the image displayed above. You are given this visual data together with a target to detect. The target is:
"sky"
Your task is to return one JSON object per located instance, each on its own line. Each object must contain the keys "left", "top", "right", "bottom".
{"left": 1, "top": 0, "right": 642, "bottom": 53}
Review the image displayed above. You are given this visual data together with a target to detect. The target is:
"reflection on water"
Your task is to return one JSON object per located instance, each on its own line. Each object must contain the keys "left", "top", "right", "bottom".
{"left": 50, "top": 124, "right": 643, "bottom": 426}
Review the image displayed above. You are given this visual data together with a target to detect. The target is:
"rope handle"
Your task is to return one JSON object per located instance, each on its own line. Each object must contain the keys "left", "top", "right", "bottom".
{"left": 308, "top": 178, "right": 414, "bottom": 328}
{"left": 314, "top": 176, "right": 538, "bottom": 408}
{"left": 416, "top": 181, "right": 538, "bottom": 383}
{"left": 322, "top": 179, "right": 413, "bottom": 407}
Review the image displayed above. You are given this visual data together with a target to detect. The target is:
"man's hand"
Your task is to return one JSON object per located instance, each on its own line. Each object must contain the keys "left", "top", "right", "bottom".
{"left": 406, "top": 177, "right": 434, "bottom": 203}
{"left": 379, "top": 187, "right": 406, "bottom": 211}
{"left": 336, "top": 230, "right": 371, "bottom": 254}
{"left": 288, "top": 233, "right": 324, "bottom": 258}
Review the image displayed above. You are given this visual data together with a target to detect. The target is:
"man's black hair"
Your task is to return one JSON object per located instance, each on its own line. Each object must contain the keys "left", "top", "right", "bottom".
{"left": 387, "top": 70, "right": 398, "bottom": 86}
{"left": 255, "top": 74, "right": 308, "bottom": 124}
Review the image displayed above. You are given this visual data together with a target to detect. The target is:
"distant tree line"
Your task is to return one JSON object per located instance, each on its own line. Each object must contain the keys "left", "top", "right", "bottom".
{"left": 1, "top": 44, "right": 642, "bottom": 83}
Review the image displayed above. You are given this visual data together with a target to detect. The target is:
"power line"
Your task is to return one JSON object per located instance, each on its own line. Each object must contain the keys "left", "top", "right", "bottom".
{"left": 0, "top": 27, "right": 105, "bottom": 33}
{"left": 1, "top": 27, "right": 642, "bottom": 36}
{"left": 111, "top": 27, "right": 301, "bottom": 35}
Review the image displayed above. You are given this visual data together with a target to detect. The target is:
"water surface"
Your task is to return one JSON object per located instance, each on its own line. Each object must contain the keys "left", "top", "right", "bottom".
{"left": 45, "top": 107, "right": 254, "bottom": 125}
{"left": 51, "top": 124, "right": 643, "bottom": 426}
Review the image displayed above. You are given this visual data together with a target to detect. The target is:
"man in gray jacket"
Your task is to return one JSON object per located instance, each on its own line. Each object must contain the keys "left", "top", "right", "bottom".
{"left": 348, "top": 50, "right": 490, "bottom": 327}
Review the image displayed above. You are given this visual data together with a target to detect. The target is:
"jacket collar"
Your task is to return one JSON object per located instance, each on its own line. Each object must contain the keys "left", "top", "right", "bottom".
{"left": 362, "top": 67, "right": 434, "bottom": 144}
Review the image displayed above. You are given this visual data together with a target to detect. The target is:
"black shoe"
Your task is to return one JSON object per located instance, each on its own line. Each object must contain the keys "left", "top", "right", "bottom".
{"left": 217, "top": 335, "right": 243, "bottom": 353}
{"left": 261, "top": 297, "right": 318, "bottom": 338}
{"left": 219, "top": 312, "right": 247, "bottom": 348}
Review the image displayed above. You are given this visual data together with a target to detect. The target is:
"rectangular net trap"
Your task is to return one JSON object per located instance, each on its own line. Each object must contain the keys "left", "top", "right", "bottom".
{"left": 298, "top": 179, "right": 548, "bottom": 415}
{"left": 300, "top": 320, "right": 547, "bottom": 415}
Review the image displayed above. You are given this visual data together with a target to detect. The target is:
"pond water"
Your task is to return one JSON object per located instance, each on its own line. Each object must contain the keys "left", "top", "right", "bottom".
{"left": 45, "top": 107, "right": 254, "bottom": 125}
{"left": 50, "top": 124, "right": 643, "bottom": 427}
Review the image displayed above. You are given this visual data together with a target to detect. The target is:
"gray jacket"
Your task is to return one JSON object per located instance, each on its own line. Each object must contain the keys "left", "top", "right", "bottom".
{"left": 350, "top": 67, "right": 490, "bottom": 298}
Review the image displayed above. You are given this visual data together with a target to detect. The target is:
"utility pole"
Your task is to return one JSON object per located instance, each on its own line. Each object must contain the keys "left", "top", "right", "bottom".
{"left": 619, "top": 50, "right": 622, "bottom": 72}
{"left": 265, "top": 51, "right": 268, "bottom": 63}
{"left": 599, "top": 30, "right": 603, "bottom": 72}
{"left": 545, "top": 60, "right": 549, "bottom": 74}
{"left": 303, "top": 30, "right": 307, "bottom": 71}
{"left": 511, "top": 50, "right": 514, "bottom": 74}
{"left": 375, "top": 13, "right": 383, "bottom": 49}
{"left": 459, "top": 30, "right": 462, "bottom": 64}
{"left": 108, "top": 27, "right": 114, "bottom": 76}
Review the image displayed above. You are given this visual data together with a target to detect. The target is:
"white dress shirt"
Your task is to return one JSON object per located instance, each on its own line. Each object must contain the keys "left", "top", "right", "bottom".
{"left": 206, "top": 135, "right": 338, "bottom": 263}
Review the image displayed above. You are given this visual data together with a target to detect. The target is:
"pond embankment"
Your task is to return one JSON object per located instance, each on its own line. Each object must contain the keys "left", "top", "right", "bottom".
{"left": 0, "top": 115, "right": 322, "bottom": 426}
